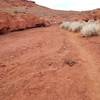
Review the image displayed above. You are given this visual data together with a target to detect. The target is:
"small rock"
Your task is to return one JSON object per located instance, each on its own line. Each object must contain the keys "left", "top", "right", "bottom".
{"left": 0, "top": 63, "right": 7, "bottom": 67}
{"left": 64, "top": 59, "right": 77, "bottom": 67}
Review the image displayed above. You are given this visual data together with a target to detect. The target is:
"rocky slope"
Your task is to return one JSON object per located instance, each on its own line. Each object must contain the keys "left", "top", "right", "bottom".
{"left": 0, "top": 0, "right": 50, "bottom": 34}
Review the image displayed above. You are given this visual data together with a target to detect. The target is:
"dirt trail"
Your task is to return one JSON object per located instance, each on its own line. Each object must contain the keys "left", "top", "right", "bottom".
{"left": 0, "top": 25, "right": 100, "bottom": 100}
{"left": 62, "top": 30, "right": 100, "bottom": 100}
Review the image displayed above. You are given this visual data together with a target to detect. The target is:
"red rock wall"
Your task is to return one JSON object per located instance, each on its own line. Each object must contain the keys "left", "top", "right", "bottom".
{"left": 0, "top": 12, "right": 49, "bottom": 34}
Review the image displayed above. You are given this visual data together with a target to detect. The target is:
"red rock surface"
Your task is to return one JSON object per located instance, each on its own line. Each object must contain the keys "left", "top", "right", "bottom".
{"left": 0, "top": 0, "right": 35, "bottom": 8}
{"left": 0, "top": 0, "right": 50, "bottom": 33}
{"left": 0, "top": 12, "right": 50, "bottom": 33}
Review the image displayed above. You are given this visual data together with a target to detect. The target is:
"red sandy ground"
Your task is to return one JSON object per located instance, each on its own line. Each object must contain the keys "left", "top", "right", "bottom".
{"left": 0, "top": 25, "right": 100, "bottom": 100}
{"left": 0, "top": 0, "right": 100, "bottom": 100}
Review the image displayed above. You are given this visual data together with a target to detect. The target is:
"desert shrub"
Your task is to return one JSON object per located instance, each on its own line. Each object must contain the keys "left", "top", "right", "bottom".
{"left": 60, "top": 20, "right": 100, "bottom": 37}
{"left": 60, "top": 21, "right": 84, "bottom": 32}
{"left": 80, "top": 23, "right": 100, "bottom": 37}
{"left": 60, "top": 21, "right": 70, "bottom": 30}
{"left": 68, "top": 21, "right": 84, "bottom": 32}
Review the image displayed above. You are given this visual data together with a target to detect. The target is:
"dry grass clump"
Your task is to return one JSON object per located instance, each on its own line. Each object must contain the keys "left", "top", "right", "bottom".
{"left": 68, "top": 21, "right": 84, "bottom": 32}
{"left": 60, "top": 21, "right": 70, "bottom": 30}
{"left": 81, "top": 23, "right": 97, "bottom": 37}
{"left": 81, "top": 22, "right": 100, "bottom": 37}
{"left": 60, "top": 20, "right": 100, "bottom": 37}
{"left": 60, "top": 21, "right": 85, "bottom": 32}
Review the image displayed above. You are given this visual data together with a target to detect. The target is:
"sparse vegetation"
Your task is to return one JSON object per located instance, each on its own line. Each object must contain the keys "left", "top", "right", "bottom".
{"left": 60, "top": 21, "right": 70, "bottom": 30}
{"left": 60, "top": 21, "right": 85, "bottom": 32}
{"left": 60, "top": 20, "right": 100, "bottom": 37}
{"left": 81, "top": 21, "right": 100, "bottom": 37}
{"left": 81, "top": 23, "right": 97, "bottom": 37}
{"left": 0, "top": 6, "right": 28, "bottom": 15}
{"left": 68, "top": 21, "right": 84, "bottom": 32}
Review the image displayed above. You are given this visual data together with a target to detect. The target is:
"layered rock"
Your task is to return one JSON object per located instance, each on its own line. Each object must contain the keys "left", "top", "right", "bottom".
{"left": 0, "top": 12, "right": 50, "bottom": 33}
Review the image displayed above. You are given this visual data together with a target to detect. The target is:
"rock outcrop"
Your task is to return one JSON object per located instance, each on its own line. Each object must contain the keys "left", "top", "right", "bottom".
{"left": 0, "top": 12, "right": 50, "bottom": 34}
{"left": 0, "top": 0, "right": 50, "bottom": 34}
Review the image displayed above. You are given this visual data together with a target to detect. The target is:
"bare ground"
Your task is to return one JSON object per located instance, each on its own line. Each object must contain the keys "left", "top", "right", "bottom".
{"left": 0, "top": 25, "right": 100, "bottom": 100}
